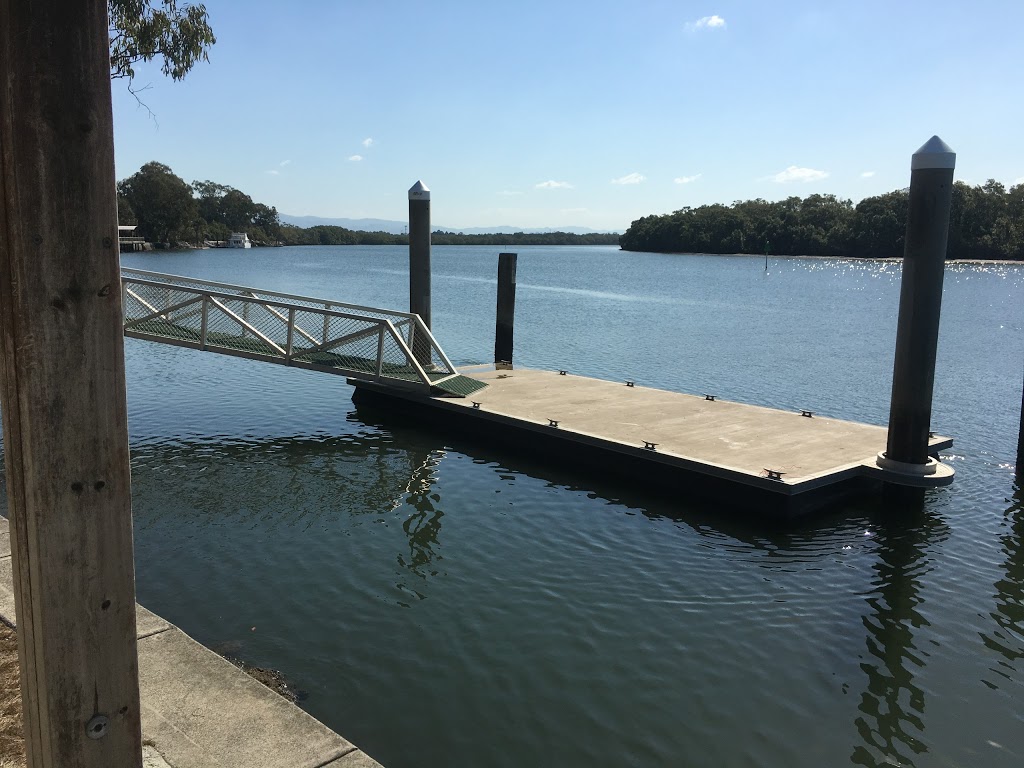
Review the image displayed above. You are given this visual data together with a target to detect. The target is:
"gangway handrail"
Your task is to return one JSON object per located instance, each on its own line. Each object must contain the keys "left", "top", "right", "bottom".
{"left": 120, "top": 269, "right": 462, "bottom": 393}
{"left": 120, "top": 267, "right": 421, "bottom": 321}
{"left": 123, "top": 276, "right": 409, "bottom": 327}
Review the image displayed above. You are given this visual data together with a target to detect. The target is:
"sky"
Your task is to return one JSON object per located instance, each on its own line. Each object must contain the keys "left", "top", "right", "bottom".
{"left": 112, "top": 0, "right": 1024, "bottom": 232}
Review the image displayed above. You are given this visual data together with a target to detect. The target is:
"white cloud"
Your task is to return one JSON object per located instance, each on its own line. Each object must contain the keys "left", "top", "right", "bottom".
{"left": 265, "top": 169, "right": 279, "bottom": 175}
{"left": 1013, "top": 176, "right": 1024, "bottom": 186}
{"left": 771, "top": 165, "right": 829, "bottom": 183}
{"left": 535, "top": 180, "right": 573, "bottom": 189}
{"left": 860, "top": 170, "right": 876, "bottom": 178}
{"left": 348, "top": 154, "right": 363, "bottom": 162}
{"left": 279, "top": 159, "right": 291, "bottom": 167}
{"left": 674, "top": 174, "right": 702, "bottom": 184}
{"left": 362, "top": 138, "right": 374, "bottom": 148}
{"left": 686, "top": 15, "right": 726, "bottom": 31}
{"left": 611, "top": 172, "right": 646, "bottom": 185}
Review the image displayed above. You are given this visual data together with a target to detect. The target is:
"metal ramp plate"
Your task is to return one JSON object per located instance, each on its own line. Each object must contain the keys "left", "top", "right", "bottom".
{"left": 431, "top": 375, "right": 489, "bottom": 398}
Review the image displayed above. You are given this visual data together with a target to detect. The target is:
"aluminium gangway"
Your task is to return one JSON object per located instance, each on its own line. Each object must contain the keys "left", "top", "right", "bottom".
{"left": 120, "top": 268, "right": 486, "bottom": 397}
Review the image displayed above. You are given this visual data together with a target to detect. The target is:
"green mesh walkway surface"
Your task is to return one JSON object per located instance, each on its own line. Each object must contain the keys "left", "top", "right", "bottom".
{"left": 431, "top": 375, "right": 489, "bottom": 397}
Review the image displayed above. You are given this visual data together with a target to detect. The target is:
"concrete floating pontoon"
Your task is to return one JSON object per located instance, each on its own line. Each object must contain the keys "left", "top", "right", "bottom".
{"left": 351, "top": 366, "right": 954, "bottom": 518}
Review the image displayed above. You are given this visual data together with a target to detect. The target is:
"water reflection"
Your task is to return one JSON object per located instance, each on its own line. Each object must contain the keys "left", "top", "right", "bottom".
{"left": 397, "top": 449, "right": 446, "bottom": 579}
{"left": 850, "top": 503, "right": 949, "bottom": 767}
{"left": 129, "top": 422, "right": 447, "bottom": 585}
{"left": 981, "top": 483, "right": 1024, "bottom": 685}
{"left": 124, "top": 399, "right": 1011, "bottom": 768}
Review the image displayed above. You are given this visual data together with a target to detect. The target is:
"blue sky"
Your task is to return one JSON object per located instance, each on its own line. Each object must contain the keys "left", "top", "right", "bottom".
{"left": 112, "top": 1, "right": 1024, "bottom": 231}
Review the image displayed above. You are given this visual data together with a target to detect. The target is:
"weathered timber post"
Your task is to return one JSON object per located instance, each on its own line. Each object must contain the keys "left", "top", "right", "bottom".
{"left": 495, "top": 253, "right": 518, "bottom": 367}
{"left": 885, "top": 136, "right": 956, "bottom": 469}
{"left": 409, "top": 181, "right": 432, "bottom": 367}
{"left": 0, "top": 1, "right": 143, "bottom": 766}
{"left": 1017, "top": 365, "right": 1023, "bottom": 478}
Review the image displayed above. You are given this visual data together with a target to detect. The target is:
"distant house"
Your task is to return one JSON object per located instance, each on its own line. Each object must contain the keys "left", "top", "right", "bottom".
{"left": 227, "top": 232, "right": 252, "bottom": 249}
{"left": 118, "top": 224, "right": 146, "bottom": 252}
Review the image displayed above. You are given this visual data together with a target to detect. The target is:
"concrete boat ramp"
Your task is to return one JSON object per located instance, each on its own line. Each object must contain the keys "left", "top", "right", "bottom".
{"left": 352, "top": 366, "right": 954, "bottom": 516}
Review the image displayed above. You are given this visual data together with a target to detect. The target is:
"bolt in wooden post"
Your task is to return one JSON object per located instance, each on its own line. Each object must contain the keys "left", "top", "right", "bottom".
{"left": 494, "top": 253, "right": 518, "bottom": 367}
{"left": 0, "top": 1, "right": 143, "bottom": 766}
{"left": 886, "top": 136, "right": 956, "bottom": 466}
{"left": 408, "top": 180, "right": 432, "bottom": 367}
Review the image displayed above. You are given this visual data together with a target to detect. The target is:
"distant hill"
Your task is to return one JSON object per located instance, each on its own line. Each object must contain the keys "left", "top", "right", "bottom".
{"left": 278, "top": 215, "right": 407, "bottom": 233}
{"left": 279, "top": 213, "right": 618, "bottom": 236}
{"left": 452, "top": 225, "right": 618, "bottom": 235}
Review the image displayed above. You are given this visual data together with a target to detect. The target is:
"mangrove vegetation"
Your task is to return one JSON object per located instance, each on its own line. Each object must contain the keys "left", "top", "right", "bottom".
{"left": 620, "top": 181, "right": 1024, "bottom": 260}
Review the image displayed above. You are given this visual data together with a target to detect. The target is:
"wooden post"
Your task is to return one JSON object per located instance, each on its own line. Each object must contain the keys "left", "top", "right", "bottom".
{"left": 886, "top": 136, "right": 956, "bottom": 467}
{"left": 0, "top": 1, "right": 143, "bottom": 766}
{"left": 1017, "top": 365, "right": 1023, "bottom": 478}
{"left": 408, "top": 180, "right": 432, "bottom": 366}
{"left": 494, "top": 253, "right": 517, "bottom": 367}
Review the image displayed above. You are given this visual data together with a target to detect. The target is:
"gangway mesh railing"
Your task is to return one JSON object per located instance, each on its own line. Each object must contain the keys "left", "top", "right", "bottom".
{"left": 120, "top": 268, "right": 483, "bottom": 395}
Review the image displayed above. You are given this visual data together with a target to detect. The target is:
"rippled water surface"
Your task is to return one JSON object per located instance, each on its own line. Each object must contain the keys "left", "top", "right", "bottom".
{"left": 9, "top": 246, "right": 1024, "bottom": 767}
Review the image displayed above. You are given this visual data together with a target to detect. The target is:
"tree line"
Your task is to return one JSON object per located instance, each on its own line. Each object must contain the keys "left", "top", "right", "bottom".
{"left": 117, "top": 161, "right": 621, "bottom": 248}
{"left": 118, "top": 161, "right": 283, "bottom": 245}
{"left": 619, "top": 181, "right": 1024, "bottom": 260}
{"left": 279, "top": 227, "right": 618, "bottom": 247}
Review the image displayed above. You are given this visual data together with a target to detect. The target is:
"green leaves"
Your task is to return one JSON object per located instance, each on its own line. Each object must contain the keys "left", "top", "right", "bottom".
{"left": 109, "top": 0, "right": 216, "bottom": 82}
{"left": 118, "top": 162, "right": 199, "bottom": 245}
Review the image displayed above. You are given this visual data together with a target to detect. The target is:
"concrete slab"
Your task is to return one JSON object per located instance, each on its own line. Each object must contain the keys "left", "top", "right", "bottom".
{"left": 459, "top": 368, "right": 953, "bottom": 485}
{"left": 138, "top": 627, "right": 357, "bottom": 768}
{"left": 137, "top": 605, "right": 173, "bottom": 639}
{"left": 143, "top": 743, "right": 174, "bottom": 768}
{"left": 322, "top": 750, "right": 386, "bottom": 767}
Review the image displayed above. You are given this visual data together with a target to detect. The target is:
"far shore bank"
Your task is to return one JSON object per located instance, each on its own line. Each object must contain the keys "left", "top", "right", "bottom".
{"left": 616, "top": 249, "right": 1024, "bottom": 265}
{"left": 121, "top": 243, "right": 1024, "bottom": 265}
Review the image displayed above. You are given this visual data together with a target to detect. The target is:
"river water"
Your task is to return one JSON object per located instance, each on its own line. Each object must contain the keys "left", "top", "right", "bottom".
{"left": 9, "top": 245, "right": 1024, "bottom": 766}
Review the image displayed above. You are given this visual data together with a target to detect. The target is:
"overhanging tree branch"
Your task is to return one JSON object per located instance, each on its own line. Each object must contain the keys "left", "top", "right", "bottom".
{"left": 109, "top": 0, "right": 216, "bottom": 82}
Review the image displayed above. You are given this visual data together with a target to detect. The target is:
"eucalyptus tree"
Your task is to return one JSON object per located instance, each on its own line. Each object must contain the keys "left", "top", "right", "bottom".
{"left": 117, "top": 162, "right": 199, "bottom": 245}
{"left": 109, "top": 0, "right": 216, "bottom": 82}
